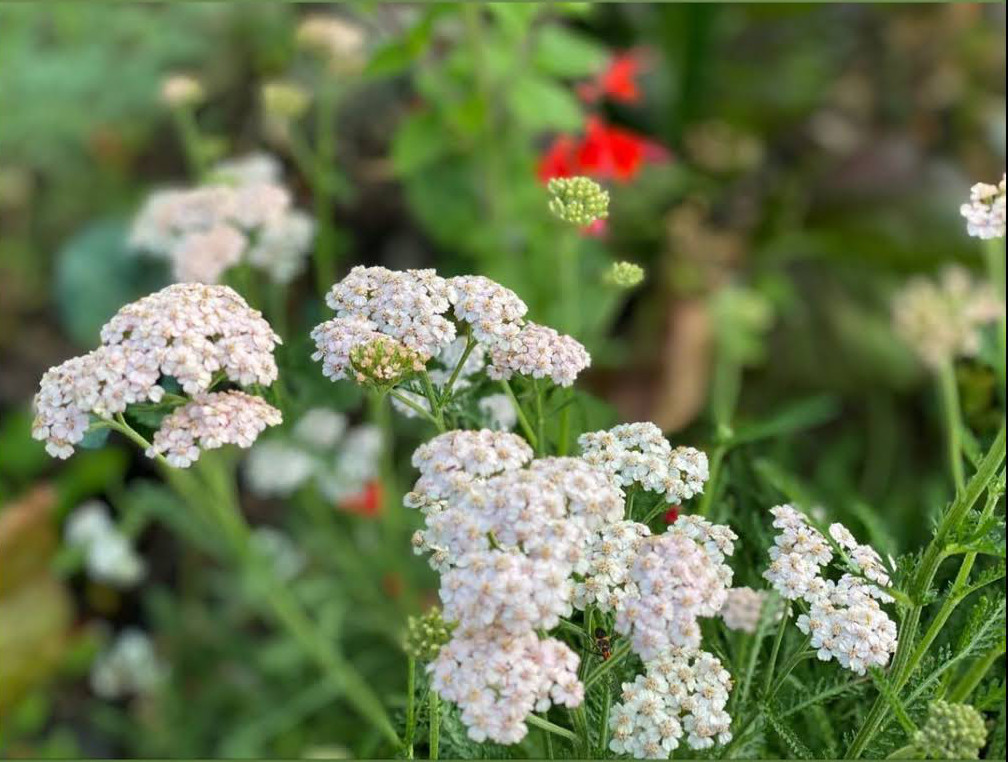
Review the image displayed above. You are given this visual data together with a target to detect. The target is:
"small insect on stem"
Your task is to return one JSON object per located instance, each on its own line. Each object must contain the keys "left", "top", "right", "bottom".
{"left": 593, "top": 627, "right": 613, "bottom": 661}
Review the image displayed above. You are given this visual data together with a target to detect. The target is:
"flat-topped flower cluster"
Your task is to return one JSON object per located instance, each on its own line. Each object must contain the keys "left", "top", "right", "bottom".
{"left": 311, "top": 266, "right": 590, "bottom": 390}
{"left": 32, "top": 283, "right": 282, "bottom": 463}
{"left": 960, "top": 173, "right": 1006, "bottom": 240}
{"left": 130, "top": 153, "right": 314, "bottom": 284}
{"left": 763, "top": 504, "right": 898, "bottom": 675}
{"left": 405, "top": 424, "right": 736, "bottom": 753}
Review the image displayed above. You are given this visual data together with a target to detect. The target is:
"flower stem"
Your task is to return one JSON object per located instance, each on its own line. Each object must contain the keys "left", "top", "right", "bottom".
{"left": 428, "top": 690, "right": 440, "bottom": 760}
{"left": 533, "top": 379, "right": 546, "bottom": 456}
{"left": 312, "top": 82, "right": 341, "bottom": 297}
{"left": 526, "top": 714, "right": 579, "bottom": 744}
{"left": 584, "top": 640, "right": 632, "bottom": 689}
{"left": 171, "top": 106, "right": 209, "bottom": 179}
{"left": 500, "top": 379, "right": 538, "bottom": 450}
{"left": 404, "top": 656, "right": 416, "bottom": 759}
{"left": 982, "top": 237, "right": 1006, "bottom": 400}
{"left": 761, "top": 604, "right": 791, "bottom": 697}
{"left": 938, "top": 361, "right": 965, "bottom": 495}
{"left": 947, "top": 639, "right": 1006, "bottom": 702}
{"left": 439, "top": 332, "right": 476, "bottom": 405}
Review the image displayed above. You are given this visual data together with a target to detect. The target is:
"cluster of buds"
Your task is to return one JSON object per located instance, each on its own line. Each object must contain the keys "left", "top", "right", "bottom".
{"left": 160, "top": 73, "right": 204, "bottom": 109}
{"left": 548, "top": 176, "right": 610, "bottom": 227}
{"left": 296, "top": 14, "right": 366, "bottom": 74}
{"left": 403, "top": 607, "right": 454, "bottom": 662}
{"left": 349, "top": 336, "right": 426, "bottom": 389}
{"left": 261, "top": 80, "right": 311, "bottom": 124}
{"left": 603, "top": 260, "right": 645, "bottom": 289}
{"left": 911, "top": 701, "right": 987, "bottom": 759}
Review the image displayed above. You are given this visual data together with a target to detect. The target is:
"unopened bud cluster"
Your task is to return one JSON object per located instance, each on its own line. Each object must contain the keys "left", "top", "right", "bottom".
{"left": 604, "top": 261, "right": 645, "bottom": 289}
{"left": 548, "top": 176, "right": 610, "bottom": 227}
{"left": 349, "top": 336, "right": 425, "bottom": 388}
{"left": 403, "top": 608, "right": 453, "bottom": 662}
{"left": 912, "top": 701, "right": 987, "bottom": 759}
{"left": 261, "top": 81, "right": 311, "bottom": 121}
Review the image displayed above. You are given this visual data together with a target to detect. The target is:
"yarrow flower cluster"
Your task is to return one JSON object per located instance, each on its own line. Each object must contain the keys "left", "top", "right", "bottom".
{"left": 32, "top": 284, "right": 280, "bottom": 459}
{"left": 578, "top": 422, "right": 709, "bottom": 503}
{"left": 130, "top": 153, "right": 315, "bottom": 284}
{"left": 90, "top": 629, "right": 167, "bottom": 700}
{"left": 65, "top": 501, "right": 145, "bottom": 588}
{"left": 430, "top": 629, "right": 583, "bottom": 745}
{"left": 911, "top": 700, "right": 987, "bottom": 760}
{"left": 603, "top": 261, "right": 645, "bottom": 289}
{"left": 892, "top": 266, "right": 1004, "bottom": 370}
{"left": 960, "top": 173, "right": 1006, "bottom": 240}
{"left": 312, "top": 267, "right": 590, "bottom": 389}
{"left": 719, "top": 586, "right": 774, "bottom": 634}
{"left": 547, "top": 176, "right": 610, "bottom": 227}
{"left": 573, "top": 520, "right": 651, "bottom": 612}
{"left": 146, "top": 391, "right": 282, "bottom": 468}
{"left": 615, "top": 517, "right": 736, "bottom": 661}
{"left": 609, "top": 648, "right": 733, "bottom": 757}
{"left": 763, "top": 505, "right": 898, "bottom": 675}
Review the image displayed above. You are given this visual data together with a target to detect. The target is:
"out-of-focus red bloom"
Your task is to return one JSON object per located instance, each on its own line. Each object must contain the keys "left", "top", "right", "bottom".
{"left": 538, "top": 118, "right": 668, "bottom": 185}
{"left": 664, "top": 505, "right": 681, "bottom": 524}
{"left": 582, "top": 218, "right": 608, "bottom": 237}
{"left": 578, "top": 52, "right": 644, "bottom": 105}
{"left": 338, "top": 480, "right": 383, "bottom": 518}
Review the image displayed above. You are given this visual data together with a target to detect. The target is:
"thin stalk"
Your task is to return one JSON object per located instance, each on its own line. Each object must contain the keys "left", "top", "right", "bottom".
{"left": 697, "top": 443, "right": 727, "bottom": 518}
{"left": 533, "top": 379, "right": 546, "bottom": 456}
{"left": 584, "top": 640, "right": 632, "bottom": 689}
{"left": 526, "top": 714, "right": 579, "bottom": 744}
{"left": 389, "top": 390, "right": 443, "bottom": 430}
{"left": 558, "top": 232, "right": 580, "bottom": 335}
{"left": 420, "top": 372, "right": 446, "bottom": 431}
{"left": 500, "top": 379, "right": 538, "bottom": 449}
{"left": 947, "top": 640, "right": 1006, "bottom": 702}
{"left": 597, "top": 675, "right": 612, "bottom": 757}
{"left": 938, "top": 362, "right": 965, "bottom": 494}
{"left": 761, "top": 605, "right": 791, "bottom": 697}
{"left": 428, "top": 690, "right": 441, "bottom": 760}
{"left": 312, "top": 82, "right": 340, "bottom": 296}
{"left": 983, "top": 237, "right": 1006, "bottom": 400}
{"left": 404, "top": 657, "right": 416, "bottom": 759}
{"left": 171, "top": 106, "right": 208, "bottom": 179}
{"left": 439, "top": 332, "right": 476, "bottom": 405}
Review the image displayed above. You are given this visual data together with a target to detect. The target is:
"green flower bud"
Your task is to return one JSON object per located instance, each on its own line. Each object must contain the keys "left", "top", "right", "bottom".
{"left": 403, "top": 608, "right": 453, "bottom": 662}
{"left": 912, "top": 701, "right": 986, "bottom": 759}
{"left": 603, "top": 261, "right": 645, "bottom": 289}
{"left": 349, "top": 337, "right": 424, "bottom": 390}
{"left": 548, "top": 176, "right": 610, "bottom": 227}
{"left": 261, "top": 81, "right": 311, "bottom": 121}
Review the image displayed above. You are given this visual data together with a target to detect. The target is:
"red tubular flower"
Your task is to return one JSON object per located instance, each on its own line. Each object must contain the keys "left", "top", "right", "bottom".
{"left": 664, "top": 505, "right": 681, "bottom": 524}
{"left": 577, "top": 117, "right": 668, "bottom": 183}
{"left": 578, "top": 52, "right": 644, "bottom": 105}
{"left": 338, "top": 480, "right": 383, "bottom": 518}
{"left": 537, "top": 135, "right": 578, "bottom": 182}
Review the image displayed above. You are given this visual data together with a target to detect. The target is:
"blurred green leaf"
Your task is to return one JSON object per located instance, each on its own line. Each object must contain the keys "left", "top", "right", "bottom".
{"left": 533, "top": 25, "right": 608, "bottom": 78}
{"left": 506, "top": 75, "right": 583, "bottom": 132}
{"left": 391, "top": 111, "right": 452, "bottom": 176}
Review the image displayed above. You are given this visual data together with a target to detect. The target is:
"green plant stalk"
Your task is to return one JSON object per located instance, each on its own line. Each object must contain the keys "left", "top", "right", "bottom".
{"left": 439, "top": 332, "right": 477, "bottom": 405}
{"left": 171, "top": 106, "right": 209, "bottom": 179}
{"left": 697, "top": 444, "right": 727, "bottom": 518}
{"left": 428, "top": 690, "right": 441, "bottom": 760}
{"left": 558, "top": 398, "right": 571, "bottom": 456}
{"left": 500, "top": 379, "right": 538, "bottom": 449}
{"left": 106, "top": 415, "right": 402, "bottom": 748}
{"left": 947, "top": 639, "right": 1006, "bottom": 702}
{"left": 404, "top": 656, "right": 417, "bottom": 759}
{"left": 389, "top": 390, "right": 444, "bottom": 430}
{"left": 700, "top": 347, "right": 741, "bottom": 517}
{"left": 533, "top": 379, "right": 546, "bottom": 455}
{"left": 938, "top": 362, "right": 965, "bottom": 495}
{"left": 420, "top": 372, "right": 447, "bottom": 432}
{"left": 559, "top": 231, "right": 580, "bottom": 336}
{"left": 844, "top": 424, "right": 1005, "bottom": 758}
{"left": 312, "top": 82, "right": 341, "bottom": 296}
{"left": 761, "top": 605, "right": 790, "bottom": 697}
{"left": 597, "top": 675, "right": 612, "bottom": 758}
{"left": 527, "top": 714, "right": 579, "bottom": 744}
{"left": 584, "top": 640, "right": 632, "bottom": 689}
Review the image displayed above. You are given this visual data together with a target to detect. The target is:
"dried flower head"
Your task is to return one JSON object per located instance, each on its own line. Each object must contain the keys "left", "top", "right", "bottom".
{"left": 160, "top": 74, "right": 204, "bottom": 108}
{"left": 487, "top": 321, "right": 590, "bottom": 387}
{"left": 548, "top": 176, "right": 610, "bottom": 227}
{"left": 349, "top": 335, "right": 425, "bottom": 388}
{"left": 603, "top": 261, "right": 645, "bottom": 289}
{"left": 960, "top": 173, "right": 1006, "bottom": 240}
{"left": 146, "top": 391, "right": 282, "bottom": 468}
{"left": 892, "top": 266, "right": 1003, "bottom": 370}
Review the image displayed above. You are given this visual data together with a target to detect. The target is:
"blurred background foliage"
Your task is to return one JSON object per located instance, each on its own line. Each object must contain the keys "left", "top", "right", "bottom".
{"left": 0, "top": 2, "right": 1005, "bottom": 758}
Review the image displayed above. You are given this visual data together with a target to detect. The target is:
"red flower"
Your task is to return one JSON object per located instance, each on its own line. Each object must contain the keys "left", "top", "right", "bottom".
{"left": 538, "top": 118, "right": 668, "bottom": 185}
{"left": 338, "top": 480, "right": 383, "bottom": 518}
{"left": 578, "top": 52, "right": 644, "bottom": 105}
{"left": 537, "top": 134, "right": 578, "bottom": 182}
{"left": 664, "top": 505, "right": 681, "bottom": 524}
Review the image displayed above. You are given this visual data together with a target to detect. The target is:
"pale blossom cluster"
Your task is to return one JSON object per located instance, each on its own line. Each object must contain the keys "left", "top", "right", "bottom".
{"left": 892, "top": 266, "right": 1004, "bottom": 369}
{"left": 313, "top": 267, "right": 590, "bottom": 391}
{"left": 33, "top": 284, "right": 280, "bottom": 459}
{"left": 615, "top": 526, "right": 733, "bottom": 661}
{"left": 763, "top": 504, "right": 898, "bottom": 674}
{"left": 719, "top": 587, "right": 772, "bottom": 634}
{"left": 487, "top": 322, "right": 590, "bottom": 387}
{"left": 572, "top": 520, "right": 651, "bottom": 612}
{"left": 429, "top": 629, "right": 583, "bottom": 744}
{"left": 960, "top": 173, "right": 1006, "bottom": 239}
{"left": 609, "top": 648, "right": 733, "bottom": 758}
{"left": 146, "top": 391, "right": 282, "bottom": 468}
{"left": 65, "top": 501, "right": 146, "bottom": 588}
{"left": 130, "top": 153, "right": 314, "bottom": 284}
{"left": 296, "top": 14, "right": 366, "bottom": 73}
{"left": 90, "top": 629, "right": 167, "bottom": 700}
{"left": 578, "top": 422, "right": 709, "bottom": 503}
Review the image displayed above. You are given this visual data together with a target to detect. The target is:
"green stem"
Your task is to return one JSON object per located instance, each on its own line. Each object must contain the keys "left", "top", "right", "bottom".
{"left": 947, "top": 640, "right": 1006, "bottom": 702}
{"left": 389, "top": 390, "right": 443, "bottom": 430}
{"left": 762, "top": 605, "right": 790, "bottom": 697}
{"left": 533, "top": 379, "right": 546, "bottom": 456}
{"left": 938, "top": 362, "right": 965, "bottom": 495}
{"left": 439, "top": 332, "right": 476, "bottom": 405}
{"left": 500, "top": 380, "right": 538, "bottom": 450}
{"left": 697, "top": 443, "right": 727, "bottom": 518}
{"left": 526, "top": 714, "right": 579, "bottom": 744}
{"left": 404, "top": 657, "right": 416, "bottom": 759}
{"left": 559, "top": 231, "right": 580, "bottom": 335}
{"left": 584, "top": 640, "right": 632, "bottom": 689}
{"left": 428, "top": 690, "right": 440, "bottom": 760}
{"left": 982, "top": 237, "right": 1006, "bottom": 401}
{"left": 420, "top": 372, "right": 447, "bottom": 431}
{"left": 171, "top": 106, "right": 209, "bottom": 179}
{"left": 312, "top": 82, "right": 340, "bottom": 296}
{"left": 597, "top": 674, "right": 612, "bottom": 757}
